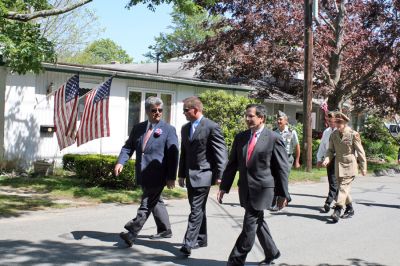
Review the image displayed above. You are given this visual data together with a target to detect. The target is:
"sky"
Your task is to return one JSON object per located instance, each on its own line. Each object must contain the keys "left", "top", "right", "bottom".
{"left": 86, "top": 0, "right": 173, "bottom": 62}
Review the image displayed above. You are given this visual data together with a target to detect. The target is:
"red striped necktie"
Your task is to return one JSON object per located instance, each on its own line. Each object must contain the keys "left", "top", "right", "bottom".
{"left": 246, "top": 131, "right": 257, "bottom": 164}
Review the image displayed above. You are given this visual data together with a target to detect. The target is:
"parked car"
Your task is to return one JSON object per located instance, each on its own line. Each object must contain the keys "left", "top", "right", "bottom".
{"left": 384, "top": 122, "right": 400, "bottom": 137}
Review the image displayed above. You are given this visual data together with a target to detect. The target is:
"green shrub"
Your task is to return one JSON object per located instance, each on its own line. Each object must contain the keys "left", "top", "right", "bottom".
{"left": 63, "top": 154, "right": 136, "bottom": 189}
{"left": 199, "top": 90, "right": 257, "bottom": 149}
{"left": 62, "top": 154, "right": 82, "bottom": 171}
{"left": 361, "top": 115, "right": 398, "bottom": 161}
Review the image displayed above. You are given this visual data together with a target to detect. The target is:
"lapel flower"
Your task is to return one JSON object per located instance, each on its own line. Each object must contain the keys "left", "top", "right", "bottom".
{"left": 154, "top": 128, "right": 163, "bottom": 137}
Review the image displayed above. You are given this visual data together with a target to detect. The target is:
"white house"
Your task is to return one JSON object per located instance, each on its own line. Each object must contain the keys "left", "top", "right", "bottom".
{"left": 0, "top": 62, "right": 251, "bottom": 168}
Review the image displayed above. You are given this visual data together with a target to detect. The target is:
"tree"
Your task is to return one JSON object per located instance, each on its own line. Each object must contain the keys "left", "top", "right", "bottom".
{"left": 0, "top": 0, "right": 205, "bottom": 73}
{"left": 199, "top": 90, "right": 255, "bottom": 149}
{"left": 145, "top": 6, "right": 220, "bottom": 61}
{"left": 186, "top": 0, "right": 400, "bottom": 115}
{"left": 0, "top": 0, "right": 93, "bottom": 73}
{"left": 62, "top": 38, "right": 133, "bottom": 64}
{"left": 39, "top": 0, "right": 104, "bottom": 60}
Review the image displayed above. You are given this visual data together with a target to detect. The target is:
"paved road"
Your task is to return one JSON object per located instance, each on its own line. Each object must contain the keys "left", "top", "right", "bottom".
{"left": 0, "top": 175, "right": 399, "bottom": 266}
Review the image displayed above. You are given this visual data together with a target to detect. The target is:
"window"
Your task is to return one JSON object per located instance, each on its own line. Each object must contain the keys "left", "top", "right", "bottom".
{"left": 127, "top": 89, "right": 175, "bottom": 135}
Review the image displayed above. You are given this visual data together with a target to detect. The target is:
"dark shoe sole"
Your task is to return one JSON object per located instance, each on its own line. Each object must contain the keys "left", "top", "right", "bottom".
{"left": 179, "top": 246, "right": 191, "bottom": 256}
{"left": 119, "top": 232, "right": 134, "bottom": 247}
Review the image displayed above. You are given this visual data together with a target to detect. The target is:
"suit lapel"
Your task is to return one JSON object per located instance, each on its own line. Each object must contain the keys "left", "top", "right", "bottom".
{"left": 242, "top": 130, "right": 251, "bottom": 162}
{"left": 143, "top": 121, "right": 163, "bottom": 151}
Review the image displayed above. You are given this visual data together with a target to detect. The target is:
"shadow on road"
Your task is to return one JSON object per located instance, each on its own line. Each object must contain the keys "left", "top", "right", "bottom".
{"left": 271, "top": 211, "right": 331, "bottom": 223}
{"left": 271, "top": 257, "right": 387, "bottom": 266}
{"left": 290, "top": 193, "right": 326, "bottom": 199}
{"left": 356, "top": 202, "right": 400, "bottom": 209}
{"left": 0, "top": 239, "right": 227, "bottom": 265}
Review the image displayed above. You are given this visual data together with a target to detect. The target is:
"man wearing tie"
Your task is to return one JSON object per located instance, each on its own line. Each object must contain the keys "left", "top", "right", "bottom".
{"left": 217, "top": 104, "right": 290, "bottom": 266}
{"left": 115, "top": 96, "right": 179, "bottom": 247}
{"left": 178, "top": 96, "right": 228, "bottom": 256}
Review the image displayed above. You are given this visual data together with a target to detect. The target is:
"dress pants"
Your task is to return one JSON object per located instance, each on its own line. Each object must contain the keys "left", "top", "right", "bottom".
{"left": 182, "top": 184, "right": 210, "bottom": 248}
{"left": 326, "top": 158, "right": 338, "bottom": 205}
{"left": 124, "top": 185, "right": 171, "bottom": 236}
{"left": 227, "top": 206, "right": 279, "bottom": 266}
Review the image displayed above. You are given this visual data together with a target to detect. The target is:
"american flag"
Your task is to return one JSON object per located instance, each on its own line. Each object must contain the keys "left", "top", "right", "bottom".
{"left": 76, "top": 77, "right": 113, "bottom": 146}
{"left": 54, "top": 75, "right": 80, "bottom": 150}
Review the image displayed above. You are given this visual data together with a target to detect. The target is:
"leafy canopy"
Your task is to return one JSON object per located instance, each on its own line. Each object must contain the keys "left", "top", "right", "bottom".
{"left": 62, "top": 38, "right": 133, "bottom": 65}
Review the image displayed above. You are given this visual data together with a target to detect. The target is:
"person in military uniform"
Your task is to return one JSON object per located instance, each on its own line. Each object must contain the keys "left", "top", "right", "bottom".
{"left": 322, "top": 112, "right": 367, "bottom": 223}
{"left": 270, "top": 111, "right": 300, "bottom": 211}
{"left": 275, "top": 111, "right": 301, "bottom": 169}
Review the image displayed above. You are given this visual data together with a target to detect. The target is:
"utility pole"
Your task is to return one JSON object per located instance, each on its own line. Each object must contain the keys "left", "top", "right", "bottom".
{"left": 303, "top": 0, "right": 314, "bottom": 172}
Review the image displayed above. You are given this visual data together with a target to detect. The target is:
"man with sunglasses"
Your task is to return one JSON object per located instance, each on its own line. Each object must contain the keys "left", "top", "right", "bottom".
{"left": 115, "top": 96, "right": 179, "bottom": 247}
{"left": 178, "top": 96, "right": 228, "bottom": 256}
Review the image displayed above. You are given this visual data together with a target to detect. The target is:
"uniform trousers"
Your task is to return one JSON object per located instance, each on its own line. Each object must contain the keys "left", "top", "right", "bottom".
{"left": 335, "top": 176, "right": 355, "bottom": 208}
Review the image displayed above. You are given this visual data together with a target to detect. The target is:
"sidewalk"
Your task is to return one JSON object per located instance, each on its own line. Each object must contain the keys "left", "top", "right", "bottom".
{"left": 0, "top": 175, "right": 399, "bottom": 265}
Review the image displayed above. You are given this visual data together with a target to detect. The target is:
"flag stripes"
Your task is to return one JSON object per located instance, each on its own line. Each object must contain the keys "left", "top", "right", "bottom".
{"left": 53, "top": 75, "right": 79, "bottom": 150}
{"left": 76, "top": 77, "right": 112, "bottom": 147}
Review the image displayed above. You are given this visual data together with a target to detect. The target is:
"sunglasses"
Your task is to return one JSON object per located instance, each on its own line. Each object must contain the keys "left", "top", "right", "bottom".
{"left": 151, "top": 108, "right": 163, "bottom": 113}
{"left": 183, "top": 108, "right": 192, "bottom": 113}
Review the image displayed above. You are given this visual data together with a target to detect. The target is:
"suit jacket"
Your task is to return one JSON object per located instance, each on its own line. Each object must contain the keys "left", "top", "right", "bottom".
{"left": 326, "top": 126, "right": 366, "bottom": 177}
{"left": 178, "top": 117, "right": 228, "bottom": 187}
{"left": 117, "top": 120, "right": 179, "bottom": 187}
{"left": 220, "top": 128, "right": 290, "bottom": 210}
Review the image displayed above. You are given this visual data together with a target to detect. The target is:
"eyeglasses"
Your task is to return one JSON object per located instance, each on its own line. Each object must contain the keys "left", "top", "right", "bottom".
{"left": 183, "top": 108, "right": 192, "bottom": 113}
{"left": 151, "top": 108, "right": 163, "bottom": 113}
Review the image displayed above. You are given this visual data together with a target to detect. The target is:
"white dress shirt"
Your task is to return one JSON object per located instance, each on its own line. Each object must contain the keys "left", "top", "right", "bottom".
{"left": 316, "top": 127, "right": 335, "bottom": 162}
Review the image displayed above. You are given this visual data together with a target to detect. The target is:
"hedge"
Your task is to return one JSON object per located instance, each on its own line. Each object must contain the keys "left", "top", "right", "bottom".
{"left": 62, "top": 154, "right": 136, "bottom": 189}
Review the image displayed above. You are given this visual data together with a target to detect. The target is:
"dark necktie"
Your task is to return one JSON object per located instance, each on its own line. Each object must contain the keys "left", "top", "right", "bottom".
{"left": 142, "top": 124, "right": 153, "bottom": 151}
{"left": 246, "top": 131, "right": 257, "bottom": 164}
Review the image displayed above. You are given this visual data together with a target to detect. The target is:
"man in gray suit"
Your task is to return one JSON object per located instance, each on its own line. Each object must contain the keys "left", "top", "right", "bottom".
{"left": 115, "top": 96, "right": 179, "bottom": 247}
{"left": 178, "top": 96, "right": 228, "bottom": 256}
{"left": 217, "top": 104, "right": 290, "bottom": 266}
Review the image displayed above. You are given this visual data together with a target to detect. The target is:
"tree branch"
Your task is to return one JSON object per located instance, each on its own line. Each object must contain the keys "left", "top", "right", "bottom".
{"left": 4, "top": 0, "right": 93, "bottom": 22}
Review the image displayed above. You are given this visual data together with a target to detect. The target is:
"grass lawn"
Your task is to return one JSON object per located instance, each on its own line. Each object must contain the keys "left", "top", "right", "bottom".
{"left": 0, "top": 175, "right": 186, "bottom": 218}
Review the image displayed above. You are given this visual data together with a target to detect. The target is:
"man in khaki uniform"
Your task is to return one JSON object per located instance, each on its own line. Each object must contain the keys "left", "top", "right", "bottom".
{"left": 322, "top": 112, "right": 367, "bottom": 223}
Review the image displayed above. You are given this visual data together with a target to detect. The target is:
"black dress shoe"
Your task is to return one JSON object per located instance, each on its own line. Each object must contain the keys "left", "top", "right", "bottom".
{"left": 268, "top": 205, "right": 280, "bottom": 212}
{"left": 342, "top": 208, "right": 355, "bottom": 218}
{"left": 259, "top": 251, "right": 281, "bottom": 265}
{"left": 331, "top": 207, "right": 341, "bottom": 223}
{"left": 150, "top": 229, "right": 172, "bottom": 239}
{"left": 322, "top": 203, "right": 331, "bottom": 213}
{"left": 119, "top": 231, "right": 135, "bottom": 247}
{"left": 179, "top": 245, "right": 191, "bottom": 256}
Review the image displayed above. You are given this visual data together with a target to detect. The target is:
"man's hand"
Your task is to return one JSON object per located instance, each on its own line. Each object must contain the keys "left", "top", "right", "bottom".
{"left": 166, "top": 180, "right": 175, "bottom": 189}
{"left": 217, "top": 190, "right": 225, "bottom": 204}
{"left": 277, "top": 197, "right": 288, "bottom": 210}
{"left": 361, "top": 170, "right": 367, "bottom": 176}
{"left": 114, "top": 163, "right": 123, "bottom": 176}
{"left": 321, "top": 157, "right": 330, "bottom": 167}
{"left": 178, "top": 178, "right": 185, "bottom": 188}
{"left": 294, "top": 161, "right": 301, "bottom": 169}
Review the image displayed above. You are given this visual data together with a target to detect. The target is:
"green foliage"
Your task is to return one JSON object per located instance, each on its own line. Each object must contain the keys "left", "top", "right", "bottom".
{"left": 199, "top": 90, "right": 255, "bottom": 149}
{"left": 63, "top": 154, "right": 136, "bottom": 189}
{"left": 291, "top": 122, "right": 320, "bottom": 165}
{"left": 361, "top": 115, "right": 399, "bottom": 161}
{"left": 145, "top": 6, "right": 220, "bottom": 61}
{"left": 126, "top": 0, "right": 215, "bottom": 15}
{"left": 0, "top": 21, "right": 56, "bottom": 74}
{"left": 63, "top": 38, "right": 133, "bottom": 64}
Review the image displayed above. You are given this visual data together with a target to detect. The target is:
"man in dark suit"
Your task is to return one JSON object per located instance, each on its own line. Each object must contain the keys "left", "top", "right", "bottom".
{"left": 217, "top": 104, "right": 290, "bottom": 266}
{"left": 115, "top": 96, "right": 179, "bottom": 247}
{"left": 178, "top": 96, "right": 228, "bottom": 256}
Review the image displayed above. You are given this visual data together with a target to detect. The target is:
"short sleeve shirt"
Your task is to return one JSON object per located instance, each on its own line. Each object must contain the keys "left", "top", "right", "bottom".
{"left": 275, "top": 125, "right": 299, "bottom": 155}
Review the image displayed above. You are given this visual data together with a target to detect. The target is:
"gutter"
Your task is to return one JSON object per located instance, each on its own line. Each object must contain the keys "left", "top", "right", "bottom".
{"left": 42, "top": 62, "right": 252, "bottom": 93}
